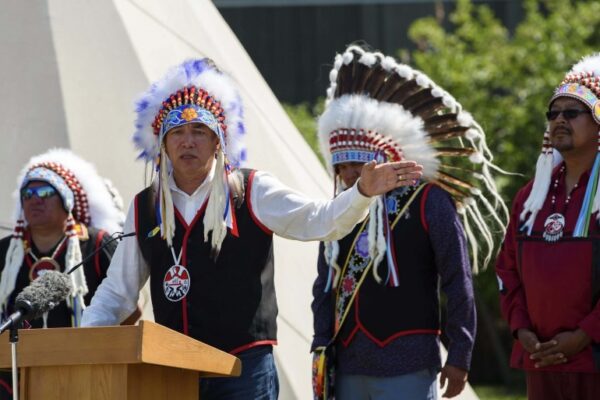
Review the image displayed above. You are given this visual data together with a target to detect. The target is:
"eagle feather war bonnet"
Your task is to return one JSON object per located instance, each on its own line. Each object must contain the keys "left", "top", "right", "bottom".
{"left": 318, "top": 45, "right": 508, "bottom": 289}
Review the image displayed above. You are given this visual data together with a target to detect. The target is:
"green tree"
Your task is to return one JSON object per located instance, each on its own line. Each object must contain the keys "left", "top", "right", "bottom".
{"left": 407, "top": 0, "right": 600, "bottom": 200}
{"left": 282, "top": 100, "right": 325, "bottom": 165}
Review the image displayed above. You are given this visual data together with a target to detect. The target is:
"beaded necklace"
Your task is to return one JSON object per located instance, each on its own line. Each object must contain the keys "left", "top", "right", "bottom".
{"left": 25, "top": 235, "right": 68, "bottom": 281}
{"left": 543, "top": 166, "right": 579, "bottom": 242}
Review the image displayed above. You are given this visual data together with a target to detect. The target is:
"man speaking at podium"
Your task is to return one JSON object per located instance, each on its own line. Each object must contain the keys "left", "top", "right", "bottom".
{"left": 81, "top": 58, "right": 423, "bottom": 400}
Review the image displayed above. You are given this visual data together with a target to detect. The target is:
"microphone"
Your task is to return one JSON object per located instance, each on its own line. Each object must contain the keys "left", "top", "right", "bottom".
{"left": 66, "top": 231, "right": 135, "bottom": 275}
{"left": 0, "top": 232, "right": 134, "bottom": 332}
{"left": 0, "top": 271, "right": 73, "bottom": 333}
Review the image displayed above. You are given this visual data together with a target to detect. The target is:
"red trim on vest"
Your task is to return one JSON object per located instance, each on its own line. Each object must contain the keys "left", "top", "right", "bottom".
{"left": 420, "top": 184, "right": 433, "bottom": 233}
{"left": 341, "top": 291, "right": 441, "bottom": 348}
{"left": 229, "top": 340, "right": 278, "bottom": 355}
{"left": 94, "top": 230, "right": 106, "bottom": 278}
{"left": 173, "top": 198, "right": 209, "bottom": 231}
{"left": 175, "top": 200, "right": 209, "bottom": 336}
{"left": 246, "top": 171, "right": 273, "bottom": 235}
{"left": 229, "top": 195, "right": 239, "bottom": 237}
{"left": 0, "top": 377, "right": 12, "bottom": 395}
{"left": 341, "top": 324, "right": 361, "bottom": 347}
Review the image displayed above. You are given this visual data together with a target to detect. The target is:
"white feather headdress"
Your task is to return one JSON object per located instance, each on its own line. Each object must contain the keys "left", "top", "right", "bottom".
{"left": 319, "top": 45, "right": 508, "bottom": 283}
{"left": 132, "top": 59, "right": 247, "bottom": 254}
{"left": 0, "top": 148, "right": 125, "bottom": 325}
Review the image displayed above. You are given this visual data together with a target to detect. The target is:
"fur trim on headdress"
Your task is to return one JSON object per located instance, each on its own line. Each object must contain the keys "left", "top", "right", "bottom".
{"left": 320, "top": 45, "right": 508, "bottom": 281}
{"left": 0, "top": 149, "right": 125, "bottom": 323}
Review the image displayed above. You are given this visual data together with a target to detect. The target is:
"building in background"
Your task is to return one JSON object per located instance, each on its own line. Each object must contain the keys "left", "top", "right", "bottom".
{"left": 216, "top": 0, "right": 523, "bottom": 104}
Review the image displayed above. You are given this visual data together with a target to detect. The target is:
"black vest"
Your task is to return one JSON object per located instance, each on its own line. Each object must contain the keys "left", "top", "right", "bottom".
{"left": 0, "top": 227, "right": 111, "bottom": 328}
{"left": 135, "top": 169, "right": 277, "bottom": 353}
{"left": 338, "top": 184, "right": 440, "bottom": 346}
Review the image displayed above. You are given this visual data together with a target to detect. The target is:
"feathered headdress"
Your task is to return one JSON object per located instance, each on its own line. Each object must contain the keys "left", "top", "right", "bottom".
{"left": 133, "top": 59, "right": 246, "bottom": 255}
{"left": 521, "top": 53, "right": 600, "bottom": 236}
{"left": 0, "top": 148, "right": 125, "bottom": 325}
{"left": 318, "top": 45, "right": 508, "bottom": 288}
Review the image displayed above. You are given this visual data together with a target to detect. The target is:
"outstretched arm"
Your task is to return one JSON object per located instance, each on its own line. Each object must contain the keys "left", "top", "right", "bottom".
{"left": 250, "top": 161, "right": 422, "bottom": 242}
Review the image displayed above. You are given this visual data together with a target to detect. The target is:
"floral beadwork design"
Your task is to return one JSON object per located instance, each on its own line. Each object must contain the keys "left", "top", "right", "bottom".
{"left": 334, "top": 185, "right": 418, "bottom": 330}
{"left": 181, "top": 106, "right": 199, "bottom": 121}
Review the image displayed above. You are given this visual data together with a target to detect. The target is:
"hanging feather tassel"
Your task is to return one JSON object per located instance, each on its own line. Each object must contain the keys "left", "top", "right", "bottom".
{"left": 520, "top": 131, "right": 555, "bottom": 234}
{"left": 64, "top": 214, "right": 87, "bottom": 327}
{"left": 323, "top": 241, "right": 341, "bottom": 293}
{"left": 204, "top": 150, "right": 229, "bottom": 258}
{"left": 382, "top": 194, "right": 400, "bottom": 287}
{"left": 159, "top": 146, "right": 176, "bottom": 247}
{"left": 370, "top": 197, "right": 387, "bottom": 284}
{"left": 0, "top": 218, "right": 25, "bottom": 312}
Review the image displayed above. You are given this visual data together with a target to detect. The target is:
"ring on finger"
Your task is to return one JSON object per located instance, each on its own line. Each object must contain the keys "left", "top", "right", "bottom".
{"left": 398, "top": 174, "right": 403, "bottom": 181}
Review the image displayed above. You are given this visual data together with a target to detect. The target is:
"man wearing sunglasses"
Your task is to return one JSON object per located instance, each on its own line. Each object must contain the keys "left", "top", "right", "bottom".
{"left": 496, "top": 55, "right": 600, "bottom": 399}
{"left": 0, "top": 149, "right": 130, "bottom": 399}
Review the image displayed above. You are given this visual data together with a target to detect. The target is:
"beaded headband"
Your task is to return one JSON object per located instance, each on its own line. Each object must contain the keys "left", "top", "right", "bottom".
{"left": 134, "top": 59, "right": 246, "bottom": 168}
{"left": 551, "top": 75, "right": 600, "bottom": 124}
{"left": 23, "top": 162, "right": 90, "bottom": 225}
{"left": 329, "top": 128, "right": 403, "bottom": 165}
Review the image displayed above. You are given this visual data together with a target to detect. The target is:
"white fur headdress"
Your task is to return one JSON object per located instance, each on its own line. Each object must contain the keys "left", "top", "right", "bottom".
{"left": 0, "top": 148, "right": 125, "bottom": 325}
{"left": 521, "top": 53, "right": 600, "bottom": 236}
{"left": 133, "top": 59, "right": 246, "bottom": 254}
{"left": 319, "top": 45, "right": 508, "bottom": 287}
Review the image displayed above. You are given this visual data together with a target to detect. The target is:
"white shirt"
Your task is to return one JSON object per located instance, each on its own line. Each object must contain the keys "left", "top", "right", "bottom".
{"left": 81, "top": 170, "right": 372, "bottom": 326}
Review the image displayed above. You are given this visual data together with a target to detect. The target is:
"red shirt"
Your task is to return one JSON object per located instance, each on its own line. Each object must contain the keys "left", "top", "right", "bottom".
{"left": 496, "top": 163, "right": 600, "bottom": 372}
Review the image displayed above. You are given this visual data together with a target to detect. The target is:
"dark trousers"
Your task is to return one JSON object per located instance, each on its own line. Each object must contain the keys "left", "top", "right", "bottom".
{"left": 527, "top": 370, "right": 600, "bottom": 400}
{"left": 199, "top": 345, "right": 279, "bottom": 400}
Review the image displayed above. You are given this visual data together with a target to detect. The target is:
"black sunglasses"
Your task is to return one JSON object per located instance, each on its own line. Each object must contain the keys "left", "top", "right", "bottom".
{"left": 546, "top": 109, "right": 590, "bottom": 121}
{"left": 20, "top": 185, "right": 58, "bottom": 200}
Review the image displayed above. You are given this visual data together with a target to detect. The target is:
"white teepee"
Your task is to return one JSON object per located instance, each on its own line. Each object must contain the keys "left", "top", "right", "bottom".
{"left": 0, "top": 1, "right": 479, "bottom": 398}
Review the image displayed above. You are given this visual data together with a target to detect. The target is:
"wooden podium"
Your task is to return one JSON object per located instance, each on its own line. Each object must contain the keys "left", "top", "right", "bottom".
{"left": 0, "top": 320, "right": 241, "bottom": 399}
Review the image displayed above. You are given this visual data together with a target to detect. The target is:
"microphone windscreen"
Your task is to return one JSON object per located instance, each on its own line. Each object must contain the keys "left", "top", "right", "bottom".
{"left": 15, "top": 271, "right": 73, "bottom": 319}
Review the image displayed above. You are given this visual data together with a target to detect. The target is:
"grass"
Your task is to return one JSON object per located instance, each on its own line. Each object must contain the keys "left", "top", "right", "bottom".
{"left": 473, "top": 385, "right": 526, "bottom": 400}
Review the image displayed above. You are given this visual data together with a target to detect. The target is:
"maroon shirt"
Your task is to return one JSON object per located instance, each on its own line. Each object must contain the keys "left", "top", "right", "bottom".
{"left": 496, "top": 163, "right": 600, "bottom": 372}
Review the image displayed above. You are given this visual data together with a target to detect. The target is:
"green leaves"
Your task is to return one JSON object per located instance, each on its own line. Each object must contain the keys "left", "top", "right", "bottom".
{"left": 407, "top": 0, "right": 600, "bottom": 199}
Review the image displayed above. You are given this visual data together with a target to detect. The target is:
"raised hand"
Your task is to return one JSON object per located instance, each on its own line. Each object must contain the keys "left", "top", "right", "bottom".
{"left": 357, "top": 160, "right": 424, "bottom": 197}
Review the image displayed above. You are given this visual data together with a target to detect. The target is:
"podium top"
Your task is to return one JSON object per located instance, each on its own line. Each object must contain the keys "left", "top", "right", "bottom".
{"left": 0, "top": 320, "right": 241, "bottom": 377}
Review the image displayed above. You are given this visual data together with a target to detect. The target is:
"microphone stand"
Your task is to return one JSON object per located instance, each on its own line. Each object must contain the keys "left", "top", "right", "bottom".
{"left": 9, "top": 323, "right": 18, "bottom": 400}
{"left": 2, "top": 231, "right": 134, "bottom": 398}
{"left": 66, "top": 231, "right": 135, "bottom": 275}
